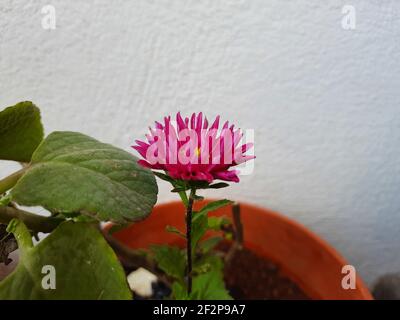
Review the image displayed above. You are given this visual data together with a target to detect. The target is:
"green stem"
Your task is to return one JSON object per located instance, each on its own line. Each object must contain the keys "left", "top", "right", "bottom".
{"left": 6, "top": 219, "right": 34, "bottom": 255}
{"left": 178, "top": 190, "right": 189, "bottom": 207}
{"left": 0, "top": 206, "right": 63, "bottom": 233}
{"left": 186, "top": 188, "right": 196, "bottom": 295}
{"left": 0, "top": 167, "right": 27, "bottom": 194}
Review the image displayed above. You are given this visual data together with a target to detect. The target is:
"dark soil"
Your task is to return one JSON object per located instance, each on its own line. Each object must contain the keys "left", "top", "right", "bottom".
{"left": 224, "top": 246, "right": 309, "bottom": 300}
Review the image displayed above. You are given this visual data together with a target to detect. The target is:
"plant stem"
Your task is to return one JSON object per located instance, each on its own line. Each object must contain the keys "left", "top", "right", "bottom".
{"left": 0, "top": 167, "right": 27, "bottom": 195}
{"left": 103, "top": 231, "right": 171, "bottom": 287}
{"left": 225, "top": 202, "right": 244, "bottom": 265}
{"left": 186, "top": 188, "right": 195, "bottom": 295}
{"left": 0, "top": 206, "right": 62, "bottom": 233}
{"left": 232, "top": 202, "right": 244, "bottom": 246}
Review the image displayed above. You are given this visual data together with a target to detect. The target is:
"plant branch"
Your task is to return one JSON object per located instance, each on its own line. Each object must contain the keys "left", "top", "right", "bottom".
{"left": 0, "top": 205, "right": 62, "bottom": 233}
{"left": 186, "top": 188, "right": 195, "bottom": 295}
{"left": 225, "top": 202, "right": 244, "bottom": 265}
{"left": 0, "top": 168, "right": 27, "bottom": 195}
{"left": 103, "top": 231, "right": 154, "bottom": 270}
{"left": 102, "top": 231, "right": 171, "bottom": 287}
{"left": 232, "top": 202, "right": 244, "bottom": 246}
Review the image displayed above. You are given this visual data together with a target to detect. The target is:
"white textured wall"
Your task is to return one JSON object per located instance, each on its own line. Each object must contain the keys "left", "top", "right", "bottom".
{"left": 1, "top": 0, "right": 399, "bottom": 286}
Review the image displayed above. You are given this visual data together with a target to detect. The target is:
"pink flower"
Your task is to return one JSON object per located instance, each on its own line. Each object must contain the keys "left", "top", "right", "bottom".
{"left": 133, "top": 112, "right": 255, "bottom": 183}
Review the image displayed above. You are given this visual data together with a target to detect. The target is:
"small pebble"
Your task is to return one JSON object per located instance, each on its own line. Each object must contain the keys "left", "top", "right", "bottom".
{"left": 127, "top": 267, "right": 157, "bottom": 298}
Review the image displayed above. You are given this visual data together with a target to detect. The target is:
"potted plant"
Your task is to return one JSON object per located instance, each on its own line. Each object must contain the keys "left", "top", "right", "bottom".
{"left": 111, "top": 111, "right": 372, "bottom": 300}
{"left": 0, "top": 102, "right": 371, "bottom": 299}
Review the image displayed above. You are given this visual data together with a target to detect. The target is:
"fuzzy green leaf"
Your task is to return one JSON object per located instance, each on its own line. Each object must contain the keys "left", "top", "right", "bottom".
{"left": 0, "top": 220, "right": 132, "bottom": 300}
{"left": 0, "top": 102, "right": 44, "bottom": 162}
{"left": 10, "top": 131, "right": 158, "bottom": 223}
{"left": 191, "top": 270, "right": 232, "bottom": 299}
{"left": 151, "top": 245, "right": 186, "bottom": 281}
{"left": 171, "top": 281, "right": 189, "bottom": 300}
{"left": 191, "top": 256, "right": 232, "bottom": 300}
{"left": 173, "top": 256, "right": 232, "bottom": 300}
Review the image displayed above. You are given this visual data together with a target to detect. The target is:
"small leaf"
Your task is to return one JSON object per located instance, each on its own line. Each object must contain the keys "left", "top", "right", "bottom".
{"left": 188, "top": 181, "right": 210, "bottom": 189}
{"left": 209, "top": 182, "right": 229, "bottom": 189}
{"left": 171, "top": 281, "right": 188, "bottom": 300}
{"left": 0, "top": 220, "right": 132, "bottom": 299}
{"left": 192, "top": 194, "right": 204, "bottom": 201}
{"left": 198, "top": 236, "right": 223, "bottom": 254}
{"left": 193, "top": 262, "right": 212, "bottom": 275}
{"left": 0, "top": 195, "right": 11, "bottom": 207}
{"left": 166, "top": 225, "right": 185, "bottom": 238}
{"left": 153, "top": 171, "right": 174, "bottom": 183}
{"left": 10, "top": 131, "right": 158, "bottom": 223}
{"left": 190, "top": 256, "right": 232, "bottom": 300}
{"left": 191, "top": 200, "right": 232, "bottom": 252}
{"left": 177, "top": 191, "right": 189, "bottom": 207}
{"left": 208, "top": 216, "right": 231, "bottom": 230}
{"left": 151, "top": 245, "right": 186, "bottom": 281}
{"left": 0, "top": 102, "right": 44, "bottom": 162}
{"left": 191, "top": 213, "right": 208, "bottom": 251}
{"left": 192, "top": 199, "right": 233, "bottom": 224}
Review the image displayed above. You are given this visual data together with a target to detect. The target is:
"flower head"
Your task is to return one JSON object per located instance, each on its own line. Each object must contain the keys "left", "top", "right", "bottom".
{"left": 133, "top": 112, "right": 254, "bottom": 183}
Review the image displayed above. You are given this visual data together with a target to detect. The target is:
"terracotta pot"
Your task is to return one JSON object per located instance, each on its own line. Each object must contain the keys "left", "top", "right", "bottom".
{"left": 112, "top": 200, "right": 372, "bottom": 300}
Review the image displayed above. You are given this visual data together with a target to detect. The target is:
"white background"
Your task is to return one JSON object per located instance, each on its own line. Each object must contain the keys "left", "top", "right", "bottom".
{"left": 0, "top": 1, "right": 399, "bottom": 286}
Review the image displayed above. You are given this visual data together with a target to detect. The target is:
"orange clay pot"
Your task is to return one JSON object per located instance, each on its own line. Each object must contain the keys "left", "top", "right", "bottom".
{"left": 112, "top": 200, "right": 372, "bottom": 300}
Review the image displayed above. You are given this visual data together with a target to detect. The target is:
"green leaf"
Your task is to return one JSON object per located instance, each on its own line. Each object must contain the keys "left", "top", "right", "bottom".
{"left": 192, "top": 199, "right": 233, "bottom": 224}
{"left": 166, "top": 225, "right": 185, "bottom": 238}
{"left": 199, "top": 199, "right": 233, "bottom": 214}
{"left": 208, "top": 216, "right": 231, "bottom": 230}
{"left": 191, "top": 271, "right": 232, "bottom": 300}
{"left": 188, "top": 181, "right": 210, "bottom": 189}
{"left": 0, "top": 194, "right": 11, "bottom": 206}
{"left": 171, "top": 281, "right": 189, "bottom": 300}
{"left": 191, "top": 212, "right": 208, "bottom": 251}
{"left": 191, "top": 200, "right": 233, "bottom": 252}
{"left": 171, "top": 257, "right": 232, "bottom": 300}
{"left": 208, "top": 182, "right": 229, "bottom": 189}
{"left": 192, "top": 194, "right": 204, "bottom": 201}
{"left": 151, "top": 245, "right": 186, "bottom": 281}
{"left": 0, "top": 101, "right": 44, "bottom": 162}
{"left": 153, "top": 171, "right": 174, "bottom": 183}
{"left": 152, "top": 173, "right": 189, "bottom": 206}
{"left": 177, "top": 191, "right": 189, "bottom": 207}
{"left": 191, "top": 256, "right": 232, "bottom": 300}
{"left": 198, "top": 236, "right": 223, "bottom": 254}
{"left": 10, "top": 131, "right": 158, "bottom": 223}
{"left": 0, "top": 219, "right": 132, "bottom": 300}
